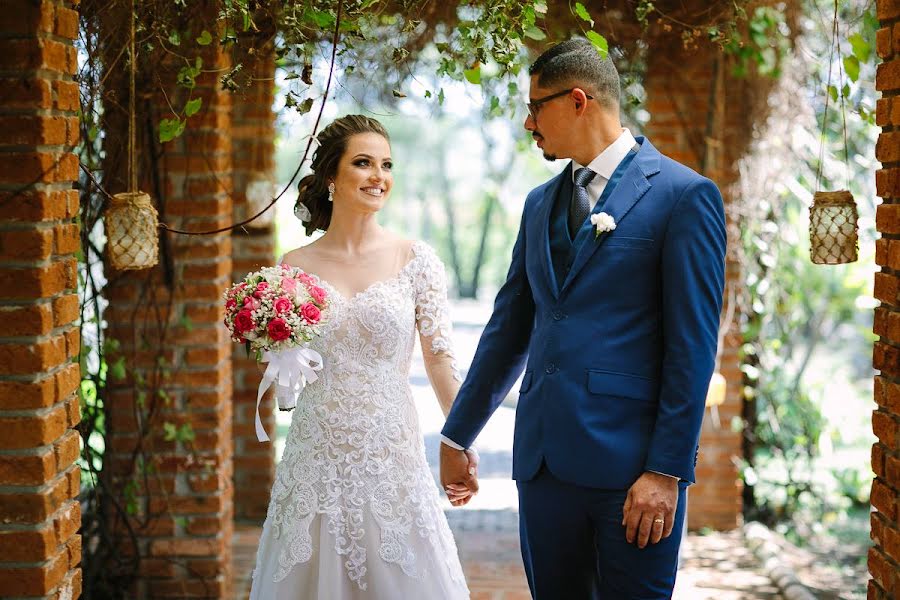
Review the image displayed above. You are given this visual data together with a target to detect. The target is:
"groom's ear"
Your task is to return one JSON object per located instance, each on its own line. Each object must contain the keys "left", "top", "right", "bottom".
{"left": 572, "top": 88, "right": 590, "bottom": 113}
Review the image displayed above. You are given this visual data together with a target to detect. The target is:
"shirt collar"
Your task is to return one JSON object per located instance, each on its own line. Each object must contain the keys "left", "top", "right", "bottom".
{"left": 572, "top": 128, "right": 637, "bottom": 182}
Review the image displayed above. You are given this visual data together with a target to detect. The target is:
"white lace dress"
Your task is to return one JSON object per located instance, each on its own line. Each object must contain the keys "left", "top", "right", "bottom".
{"left": 250, "top": 241, "right": 469, "bottom": 600}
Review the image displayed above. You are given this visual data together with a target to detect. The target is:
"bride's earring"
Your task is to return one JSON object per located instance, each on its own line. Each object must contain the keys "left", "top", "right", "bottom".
{"left": 327, "top": 182, "right": 335, "bottom": 203}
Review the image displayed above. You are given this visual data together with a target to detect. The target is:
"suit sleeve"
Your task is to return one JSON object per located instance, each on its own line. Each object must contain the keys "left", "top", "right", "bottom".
{"left": 440, "top": 202, "right": 536, "bottom": 448}
{"left": 645, "top": 177, "right": 726, "bottom": 483}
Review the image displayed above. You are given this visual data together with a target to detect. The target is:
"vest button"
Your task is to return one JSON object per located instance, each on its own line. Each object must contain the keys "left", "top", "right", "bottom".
{"left": 552, "top": 310, "right": 565, "bottom": 321}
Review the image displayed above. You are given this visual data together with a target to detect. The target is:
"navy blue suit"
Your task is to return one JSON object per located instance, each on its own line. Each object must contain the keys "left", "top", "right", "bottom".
{"left": 441, "top": 137, "right": 727, "bottom": 598}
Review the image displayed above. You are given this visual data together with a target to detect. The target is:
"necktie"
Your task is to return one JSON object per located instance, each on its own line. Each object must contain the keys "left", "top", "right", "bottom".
{"left": 569, "top": 167, "right": 597, "bottom": 239}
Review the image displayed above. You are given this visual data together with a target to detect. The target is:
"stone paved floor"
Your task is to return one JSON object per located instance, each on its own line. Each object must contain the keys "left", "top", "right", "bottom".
{"left": 232, "top": 520, "right": 782, "bottom": 599}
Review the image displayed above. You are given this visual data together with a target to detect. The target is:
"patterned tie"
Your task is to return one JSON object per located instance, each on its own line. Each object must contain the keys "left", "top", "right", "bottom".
{"left": 569, "top": 167, "right": 597, "bottom": 239}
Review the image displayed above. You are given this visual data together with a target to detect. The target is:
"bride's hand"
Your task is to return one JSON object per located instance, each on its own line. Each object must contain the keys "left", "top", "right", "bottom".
{"left": 441, "top": 445, "right": 479, "bottom": 506}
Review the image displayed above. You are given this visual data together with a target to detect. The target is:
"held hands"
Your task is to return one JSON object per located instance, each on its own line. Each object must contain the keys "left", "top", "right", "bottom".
{"left": 622, "top": 471, "right": 678, "bottom": 548}
{"left": 439, "top": 443, "right": 479, "bottom": 507}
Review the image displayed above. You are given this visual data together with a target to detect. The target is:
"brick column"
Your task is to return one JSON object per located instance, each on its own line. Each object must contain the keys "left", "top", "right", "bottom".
{"left": 644, "top": 42, "right": 744, "bottom": 530}
{"left": 870, "top": 1, "right": 900, "bottom": 597}
{"left": 101, "top": 15, "right": 235, "bottom": 598}
{"left": 0, "top": 1, "right": 83, "bottom": 598}
{"left": 231, "top": 47, "right": 277, "bottom": 522}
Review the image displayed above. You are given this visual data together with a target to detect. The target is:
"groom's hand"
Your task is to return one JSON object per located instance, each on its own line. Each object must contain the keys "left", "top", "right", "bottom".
{"left": 622, "top": 471, "right": 678, "bottom": 549}
{"left": 440, "top": 443, "right": 479, "bottom": 507}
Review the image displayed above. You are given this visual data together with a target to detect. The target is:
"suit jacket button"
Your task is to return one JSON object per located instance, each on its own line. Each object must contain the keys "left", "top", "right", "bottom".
{"left": 545, "top": 363, "right": 557, "bottom": 374}
{"left": 552, "top": 310, "right": 564, "bottom": 321}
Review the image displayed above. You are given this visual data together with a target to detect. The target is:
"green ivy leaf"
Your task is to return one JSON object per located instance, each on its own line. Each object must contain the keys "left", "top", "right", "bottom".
{"left": 163, "top": 422, "right": 178, "bottom": 442}
{"left": 438, "top": 88, "right": 445, "bottom": 106}
{"left": 196, "top": 30, "right": 212, "bottom": 46}
{"left": 848, "top": 32, "right": 870, "bottom": 63}
{"left": 843, "top": 55, "right": 860, "bottom": 83}
{"left": 523, "top": 26, "right": 546, "bottom": 41}
{"left": 168, "top": 30, "right": 181, "bottom": 46}
{"left": 827, "top": 84, "right": 838, "bottom": 102}
{"left": 841, "top": 82, "right": 851, "bottom": 98}
{"left": 585, "top": 31, "right": 609, "bottom": 59}
{"left": 574, "top": 2, "right": 594, "bottom": 25}
{"left": 110, "top": 356, "right": 126, "bottom": 381}
{"left": 392, "top": 89, "right": 407, "bottom": 98}
{"left": 297, "top": 98, "right": 314, "bottom": 114}
{"left": 159, "top": 117, "right": 185, "bottom": 142}
{"left": 463, "top": 65, "right": 481, "bottom": 85}
{"left": 533, "top": 0, "right": 548, "bottom": 15}
{"left": 183, "top": 98, "right": 202, "bottom": 117}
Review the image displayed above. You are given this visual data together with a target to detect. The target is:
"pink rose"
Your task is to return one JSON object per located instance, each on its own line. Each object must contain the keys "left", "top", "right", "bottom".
{"left": 281, "top": 263, "right": 291, "bottom": 271}
{"left": 243, "top": 296, "right": 260, "bottom": 311}
{"left": 301, "top": 302, "right": 321, "bottom": 324}
{"left": 273, "top": 296, "right": 293, "bottom": 315}
{"left": 225, "top": 298, "right": 237, "bottom": 311}
{"left": 298, "top": 273, "right": 314, "bottom": 285}
{"left": 233, "top": 309, "right": 255, "bottom": 334}
{"left": 267, "top": 317, "right": 291, "bottom": 342}
{"left": 281, "top": 276, "right": 297, "bottom": 294}
{"left": 308, "top": 285, "right": 327, "bottom": 305}
{"left": 254, "top": 281, "right": 270, "bottom": 298}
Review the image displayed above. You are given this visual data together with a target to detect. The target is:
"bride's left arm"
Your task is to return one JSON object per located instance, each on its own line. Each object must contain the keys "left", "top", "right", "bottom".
{"left": 414, "top": 245, "right": 462, "bottom": 418}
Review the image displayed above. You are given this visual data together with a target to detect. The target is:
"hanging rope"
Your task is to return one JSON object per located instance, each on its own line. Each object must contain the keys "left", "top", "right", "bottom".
{"left": 815, "top": 0, "right": 851, "bottom": 191}
{"left": 156, "top": 0, "right": 346, "bottom": 236}
{"left": 128, "top": 0, "right": 137, "bottom": 193}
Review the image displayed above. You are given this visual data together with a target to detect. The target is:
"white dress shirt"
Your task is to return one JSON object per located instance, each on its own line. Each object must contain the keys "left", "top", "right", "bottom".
{"left": 572, "top": 128, "right": 637, "bottom": 208}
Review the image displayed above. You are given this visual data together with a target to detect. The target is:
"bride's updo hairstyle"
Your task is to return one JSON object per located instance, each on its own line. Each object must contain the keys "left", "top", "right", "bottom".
{"left": 295, "top": 114, "right": 390, "bottom": 236}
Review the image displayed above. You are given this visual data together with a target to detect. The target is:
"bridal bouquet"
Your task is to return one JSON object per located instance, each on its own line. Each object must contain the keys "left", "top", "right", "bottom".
{"left": 223, "top": 264, "right": 329, "bottom": 442}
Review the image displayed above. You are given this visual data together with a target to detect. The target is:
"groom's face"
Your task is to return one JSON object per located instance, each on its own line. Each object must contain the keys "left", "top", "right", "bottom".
{"left": 525, "top": 75, "right": 575, "bottom": 162}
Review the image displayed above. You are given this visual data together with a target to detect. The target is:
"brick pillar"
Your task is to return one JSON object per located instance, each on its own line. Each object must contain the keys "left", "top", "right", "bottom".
{"left": 101, "top": 14, "right": 235, "bottom": 598}
{"left": 231, "top": 47, "right": 277, "bottom": 522}
{"left": 644, "top": 42, "right": 744, "bottom": 530}
{"left": 870, "top": 1, "right": 900, "bottom": 597}
{"left": 0, "top": 1, "right": 83, "bottom": 598}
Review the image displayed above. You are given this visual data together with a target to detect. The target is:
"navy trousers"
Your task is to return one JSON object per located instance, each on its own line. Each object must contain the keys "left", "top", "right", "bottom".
{"left": 517, "top": 464, "right": 687, "bottom": 599}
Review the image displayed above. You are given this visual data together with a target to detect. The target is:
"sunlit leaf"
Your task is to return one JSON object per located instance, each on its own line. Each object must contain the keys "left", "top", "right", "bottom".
{"left": 158, "top": 117, "right": 185, "bottom": 143}
{"left": 463, "top": 65, "right": 481, "bottom": 85}
{"left": 843, "top": 55, "right": 860, "bottom": 83}
{"left": 848, "top": 33, "right": 870, "bottom": 63}
{"left": 585, "top": 31, "right": 608, "bottom": 59}
{"left": 573, "top": 2, "right": 593, "bottom": 26}
{"left": 196, "top": 30, "right": 212, "bottom": 46}
{"left": 183, "top": 98, "right": 201, "bottom": 117}
{"left": 523, "top": 26, "right": 546, "bottom": 41}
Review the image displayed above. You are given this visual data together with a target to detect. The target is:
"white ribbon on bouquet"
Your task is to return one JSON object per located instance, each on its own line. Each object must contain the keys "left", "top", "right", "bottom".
{"left": 255, "top": 346, "right": 324, "bottom": 442}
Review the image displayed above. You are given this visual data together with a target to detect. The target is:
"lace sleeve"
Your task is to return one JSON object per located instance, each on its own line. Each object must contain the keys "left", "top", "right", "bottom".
{"left": 413, "top": 243, "right": 462, "bottom": 415}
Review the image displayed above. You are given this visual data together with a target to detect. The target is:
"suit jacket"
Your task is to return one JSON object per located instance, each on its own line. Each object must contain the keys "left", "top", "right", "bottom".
{"left": 441, "top": 136, "right": 727, "bottom": 488}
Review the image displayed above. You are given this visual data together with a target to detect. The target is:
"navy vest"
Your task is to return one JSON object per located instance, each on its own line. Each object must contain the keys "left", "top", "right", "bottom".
{"left": 549, "top": 149, "right": 638, "bottom": 288}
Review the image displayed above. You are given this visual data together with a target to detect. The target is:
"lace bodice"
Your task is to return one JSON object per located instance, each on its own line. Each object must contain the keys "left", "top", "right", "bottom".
{"left": 264, "top": 240, "right": 465, "bottom": 590}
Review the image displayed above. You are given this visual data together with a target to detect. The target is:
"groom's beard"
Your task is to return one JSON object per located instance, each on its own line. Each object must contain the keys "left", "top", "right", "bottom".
{"left": 533, "top": 132, "right": 557, "bottom": 161}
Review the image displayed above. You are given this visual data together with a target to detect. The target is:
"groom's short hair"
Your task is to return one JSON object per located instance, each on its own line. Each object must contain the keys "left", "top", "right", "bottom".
{"left": 529, "top": 37, "right": 620, "bottom": 111}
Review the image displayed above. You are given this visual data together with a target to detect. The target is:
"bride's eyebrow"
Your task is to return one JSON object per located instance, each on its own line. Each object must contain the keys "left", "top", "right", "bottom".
{"left": 351, "top": 153, "right": 392, "bottom": 161}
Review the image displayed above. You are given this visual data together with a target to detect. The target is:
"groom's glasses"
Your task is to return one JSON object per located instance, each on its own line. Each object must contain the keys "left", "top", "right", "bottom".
{"left": 527, "top": 88, "right": 595, "bottom": 121}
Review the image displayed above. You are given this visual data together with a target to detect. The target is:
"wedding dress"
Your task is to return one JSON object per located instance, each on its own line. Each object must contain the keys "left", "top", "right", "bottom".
{"left": 249, "top": 240, "right": 469, "bottom": 600}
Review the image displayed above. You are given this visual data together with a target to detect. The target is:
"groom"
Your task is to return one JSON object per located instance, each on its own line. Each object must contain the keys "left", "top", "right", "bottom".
{"left": 440, "top": 37, "right": 726, "bottom": 598}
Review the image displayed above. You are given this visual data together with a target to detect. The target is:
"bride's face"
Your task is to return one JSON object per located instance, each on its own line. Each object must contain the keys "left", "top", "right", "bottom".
{"left": 331, "top": 133, "right": 393, "bottom": 214}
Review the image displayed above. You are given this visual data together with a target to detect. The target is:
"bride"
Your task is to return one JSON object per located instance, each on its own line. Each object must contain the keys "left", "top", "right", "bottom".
{"left": 249, "top": 114, "right": 476, "bottom": 599}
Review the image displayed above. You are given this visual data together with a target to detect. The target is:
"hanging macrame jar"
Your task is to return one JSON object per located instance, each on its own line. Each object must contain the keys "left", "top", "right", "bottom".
{"left": 244, "top": 172, "right": 276, "bottom": 229}
{"left": 808, "top": 190, "right": 858, "bottom": 265}
{"left": 106, "top": 191, "right": 159, "bottom": 270}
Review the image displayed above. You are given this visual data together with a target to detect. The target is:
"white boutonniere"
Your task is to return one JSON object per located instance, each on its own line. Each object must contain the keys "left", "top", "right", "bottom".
{"left": 590, "top": 212, "right": 616, "bottom": 239}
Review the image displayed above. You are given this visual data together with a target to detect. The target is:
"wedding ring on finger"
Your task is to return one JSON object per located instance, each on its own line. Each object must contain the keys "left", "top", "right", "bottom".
{"left": 652, "top": 518, "right": 664, "bottom": 526}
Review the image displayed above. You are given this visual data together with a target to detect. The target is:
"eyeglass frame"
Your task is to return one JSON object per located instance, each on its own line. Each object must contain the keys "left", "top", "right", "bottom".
{"left": 527, "top": 88, "right": 595, "bottom": 121}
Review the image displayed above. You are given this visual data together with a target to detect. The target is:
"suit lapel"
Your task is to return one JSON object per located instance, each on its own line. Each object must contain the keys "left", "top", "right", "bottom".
{"left": 560, "top": 139, "right": 659, "bottom": 293}
{"left": 539, "top": 165, "right": 570, "bottom": 298}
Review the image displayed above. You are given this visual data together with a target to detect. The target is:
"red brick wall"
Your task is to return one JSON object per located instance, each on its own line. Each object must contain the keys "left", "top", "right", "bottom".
{"left": 644, "top": 43, "right": 744, "bottom": 530}
{"left": 231, "top": 48, "right": 277, "bottom": 522}
{"left": 101, "top": 26, "right": 236, "bottom": 599}
{"left": 870, "top": 1, "right": 900, "bottom": 597}
{"left": 0, "top": 1, "right": 83, "bottom": 598}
